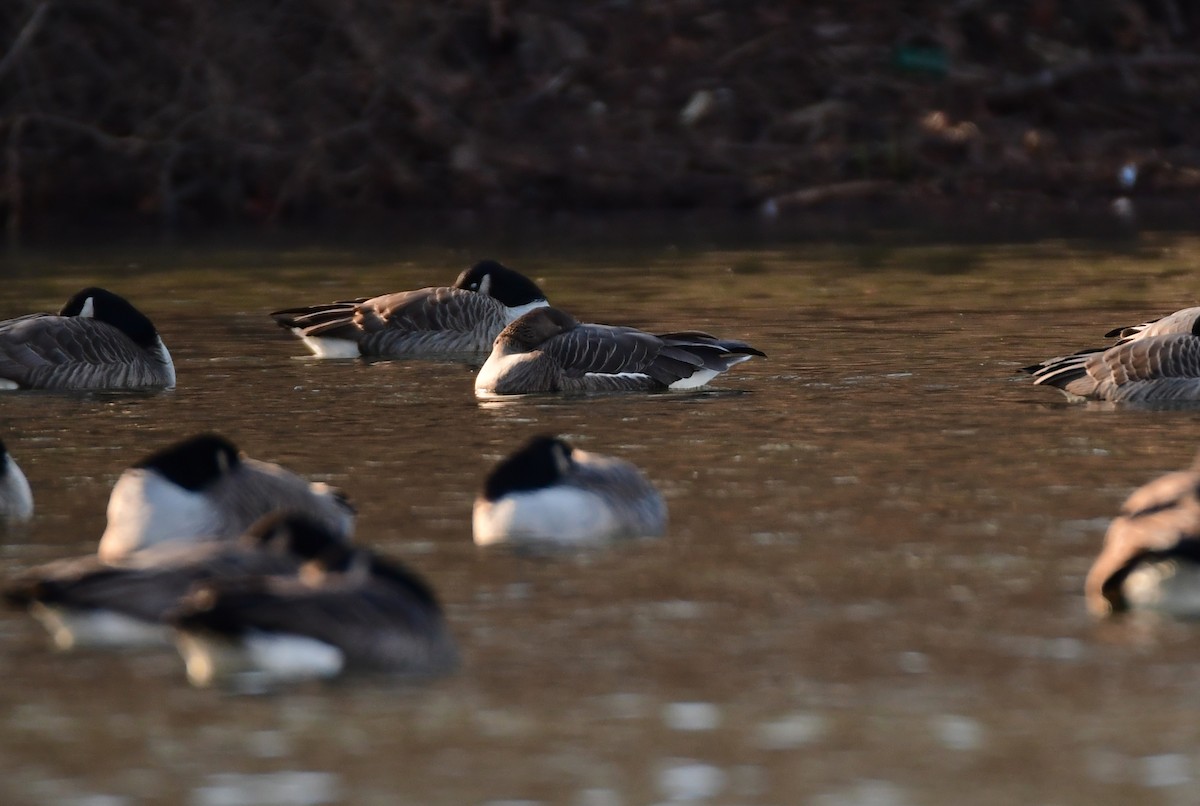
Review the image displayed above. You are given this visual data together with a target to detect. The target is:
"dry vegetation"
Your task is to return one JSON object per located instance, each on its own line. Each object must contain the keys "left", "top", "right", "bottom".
{"left": 2, "top": 0, "right": 1199, "bottom": 233}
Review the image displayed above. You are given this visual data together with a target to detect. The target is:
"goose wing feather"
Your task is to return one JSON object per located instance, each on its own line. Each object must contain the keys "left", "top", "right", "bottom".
{"left": 0, "top": 315, "right": 160, "bottom": 389}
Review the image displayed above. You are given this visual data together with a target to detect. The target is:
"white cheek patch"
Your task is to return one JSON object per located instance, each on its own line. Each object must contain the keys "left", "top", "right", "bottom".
{"left": 478, "top": 274, "right": 492, "bottom": 296}
{"left": 79, "top": 297, "right": 96, "bottom": 318}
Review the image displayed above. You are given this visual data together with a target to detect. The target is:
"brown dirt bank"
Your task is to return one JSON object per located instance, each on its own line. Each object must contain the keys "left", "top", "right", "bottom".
{"left": 2, "top": 1, "right": 1199, "bottom": 235}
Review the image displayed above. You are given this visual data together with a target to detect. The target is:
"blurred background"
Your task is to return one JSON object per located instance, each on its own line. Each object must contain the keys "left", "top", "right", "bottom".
{"left": 2, "top": 0, "right": 1198, "bottom": 237}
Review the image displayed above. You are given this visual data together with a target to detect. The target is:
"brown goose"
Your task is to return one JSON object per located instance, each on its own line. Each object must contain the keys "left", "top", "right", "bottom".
{"left": 3, "top": 513, "right": 337, "bottom": 649}
{"left": 474, "top": 435, "right": 667, "bottom": 546}
{"left": 0, "top": 287, "right": 175, "bottom": 391}
{"left": 1086, "top": 460, "right": 1200, "bottom": 617}
{"left": 1025, "top": 306, "right": 1200, "bottom": 402}
{"left": 475, "top": 307, "right": 765, "bottom": 396}
{"left": 0, "top": 438, "right": 32, "bottom": 523}
{"left": 97, "top": 434, "right": 355, "bottom": 561}
{"left": 170, "top": 526, "right": 457, "bottom": 686}
{"left": 269, "top": 260, "right": 549, "bottom": 358}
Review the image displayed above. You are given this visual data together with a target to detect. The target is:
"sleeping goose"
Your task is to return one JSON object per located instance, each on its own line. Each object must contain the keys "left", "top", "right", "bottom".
{"left": 269, "top": 260, "right": 549, "bottom": 358}
{"left": 0, "top": 287, "right": 175, "bottom": 391}
{"left": 1025, "top": 306, "right": 1200, "bottom": 402}
{"left": 3, "top": 513, "right": 337, "bottom": 650}
{"left": 475, "top": 307, "right": 765, "bottom": 396}
{"left": 97, "top": 433, "right": 355, "bottom": 561}
{"left": 0, "top": 438, "right": 33, "bottom": 522}
{"left": 1086, "top": 460, "right": 1200, "bottom": 617}
{"left": 169, "top": 526, "right": 457, "bottom": 686}
{"left": 474, "top": 435, "right": 667, "bottom": 546}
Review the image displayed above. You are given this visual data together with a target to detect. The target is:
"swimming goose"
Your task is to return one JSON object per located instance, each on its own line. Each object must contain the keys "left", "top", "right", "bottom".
{"left": 1086, "top": 461, "right": 1200, "bottom": 617}
{"left": 97, "top": 433, "right": 355, "bottom": 561}
{"left": 1025, "top": 306, "right": 1200, "bottom": 402}
{"left": 0, "top": 287, "right": 175, "bottom": 391}
{"left": 474, "top": 435, "right": 667, "bottom": 546}
{"left": 169, "top": 528, "right": 457, "bottom": 686}
{"left": 269, "top": 260, "right": 549, "bottom": 358}
{"left": 3, "top": 513, "right": 338, "bottom": 649}
{"left": 475, "top": 307, "right": 765, "bottom": 396}
{"left": 0, "top": 438, "right": 33, "bottom": 522}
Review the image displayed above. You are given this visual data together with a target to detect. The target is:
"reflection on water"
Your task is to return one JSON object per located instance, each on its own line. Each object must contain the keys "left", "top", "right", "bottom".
{"left": 2, "top": 235, "right": 1200, "bottom": 803}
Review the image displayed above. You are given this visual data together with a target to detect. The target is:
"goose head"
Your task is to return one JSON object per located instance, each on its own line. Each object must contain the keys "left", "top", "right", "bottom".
{"left": 494, "top": 307, "right": 578, "bottom": 353}
{"left": 59, "top": 287, "right": 163, "bottom": 350}
{"left": 453, "top": 261, "right": 548, "bottom": 307}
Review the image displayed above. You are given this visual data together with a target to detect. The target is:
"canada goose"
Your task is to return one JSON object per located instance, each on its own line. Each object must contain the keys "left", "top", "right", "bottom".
{"left": 0, "top": 438, "right": 33, "bottom": 522}
{"left": 3, "top": 513, "right": 338, "bottom": 650}
{"left": 0, "top": 287, "right": 175, "bottom": 391}
{"left": 169, "top": 530, "right": 457, "bottom": 686}
{"left": 1086, "top": 461, "right": 1200, "bottom": 617}
{"left": 269, "top": 260, "right": 549, "bottom": 358}
{"left": 1025, "top": 306, "right": 1200, "bottom": 402}
{"left": 97, "top": 434, "right": 355, "bottom": 561}
{"left": 475, "top": 307, "right": 765, "bottom": 396}
{"left": 474, "top": 435, "right": 667, "bottom": 546}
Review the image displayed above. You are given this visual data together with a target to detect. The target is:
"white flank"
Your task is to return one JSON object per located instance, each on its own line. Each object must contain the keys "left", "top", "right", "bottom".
{"left": 1124, "top": 561, "right": 1200, "bottom": 617}
{"left": 176, "top": 631, "right": 343, "bottom": 687}
{"left": 503, "top": 299, "right": 550, "bottom": 323}
{"left": 30, "top": 603, "right": 169, "bottom": 650}
{"left": 475, "top": 350, "right": 526, "bottom": 394}
{"left": 1, "top": 455, "right": 34, "bottom": 521}
{"left": 154, "top": 337, "right": 177, "bottom": 389}
{"left": 0, "top": 379, "right": 19, "bottom": 391}
{"left": 298, "top": 333, "right": 361, "bottom": 359}
{"left": 669, "top": 369, "right": 721, "bottom": 390}
{"left": 98, "top": 470, "right": 221, "bottom": 561}
{"left": 474, "top": 487, "right": 619, "bottom": 545}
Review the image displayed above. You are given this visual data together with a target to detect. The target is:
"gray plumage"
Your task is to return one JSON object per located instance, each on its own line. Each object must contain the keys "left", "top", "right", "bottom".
{"left": 474, "top": 435, "right": 667, "bottom": 545}
{"left": 1087, "top": 462, "right": 1200, "bottom": 617}
{"left": 0, "top": 287, "right": 175, "bottom": 391}
{"left": 1026, "top": 306, "right": 1200, "bottom": 402}
{"left": 3, "top": 514, "right": 329, "bottom": 649}
{"left": 97, "top": 434, "right": 355, "bottom": 561}
{"left": 475, "top": 307, "right": 765, "bottom": 396}
{"left": 170, "top": 537, "right": 457, "bottom": 685}
{"left": 270, "top": 260, "right": 548, "bottom": 358}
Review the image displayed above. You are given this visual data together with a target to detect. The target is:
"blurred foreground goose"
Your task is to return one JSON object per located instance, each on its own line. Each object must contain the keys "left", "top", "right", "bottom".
{"left": 1086, "top": 459, "right": 1200, "bottom": 617}
{"left": 269, "top": 260, "right": 549, "bottom": 358}
{"left": 474, "top": 435, "right": 667, "bottom": 546}
{"left": 1025, "top": 306, "right": 1200, "bottom": 402}
{"left": 0, "top": 438, "right": 33, "bottom": 522}
{"left": 169, "top": 526, "right": 457, "bottom": 686}
{"left": 475, "top": 307, "right": 765, "bottom": 396}
{"left": 97, "top": 434, "right": 355, "bottom": 561}
{"left": 3, "top": 514, "right": 336, "bottom": 650}
{"left": 0, "top": 287, "right": 175, "bottom": 391}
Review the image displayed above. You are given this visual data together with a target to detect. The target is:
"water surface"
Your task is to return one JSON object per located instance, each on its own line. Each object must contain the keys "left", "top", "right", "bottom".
{"left": 2, "top": 234, "right": 1200, "bottom": 804}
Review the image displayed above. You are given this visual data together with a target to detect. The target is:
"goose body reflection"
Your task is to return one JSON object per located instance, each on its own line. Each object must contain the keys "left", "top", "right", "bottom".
{"left": 0, "top": 439, "right": 32, "bottom": 523}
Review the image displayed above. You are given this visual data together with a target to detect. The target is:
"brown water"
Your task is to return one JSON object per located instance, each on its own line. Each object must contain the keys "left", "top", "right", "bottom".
{"left": 2, "top": 234, "right": 1200, "bottom": 805}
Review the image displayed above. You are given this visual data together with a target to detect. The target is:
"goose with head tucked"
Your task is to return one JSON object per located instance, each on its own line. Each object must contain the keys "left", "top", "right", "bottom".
{"left": 0, "top": 438, "right": 33, "bottom": 523}
{"left": 169, "top": 525, "right": 457, "bottom": 687}
{"left": 0, "top": 287, "right": 174, "bottom": 391}
{"left": 269, "top": 260, "right": 549, "bottom": 358}
{"left": 1086, "top": 459, "right": 1200, "bottom": 617}
{"left": 97, "top": 433, "right": 355, "bottom": 561}
{"left": 474, "top": 435, "right": 667, "bottom": 546}
{"left": 475, "top": 307, "right": 765, "bottom": 396}
{"left": 4, "top": 513, "right": 340, "bottom": 650}
{"left": 1025, "top": 306, "right": 1200, "bottom": 402}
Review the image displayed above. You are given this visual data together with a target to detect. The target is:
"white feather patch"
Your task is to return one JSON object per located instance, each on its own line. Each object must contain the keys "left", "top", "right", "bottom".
{"left": 298, "top": 333, "right": 361, "bottom": 359}
{"left": 474, "top": 487, "right": 620, "bottom": 545}
{"left": 97, "top": 470, "right": 221, "bottom": 561}
{"left": 30, "top": 603, "right": 170, "bottom": 650}
{"left": 176, "top": 630, "right": 344, "bottom": 687}
{"left": 503, "top": 299, "right": 550, "bottom": 322}
{"left": 1, "top": 455, "right": 34, "bottom": 521}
